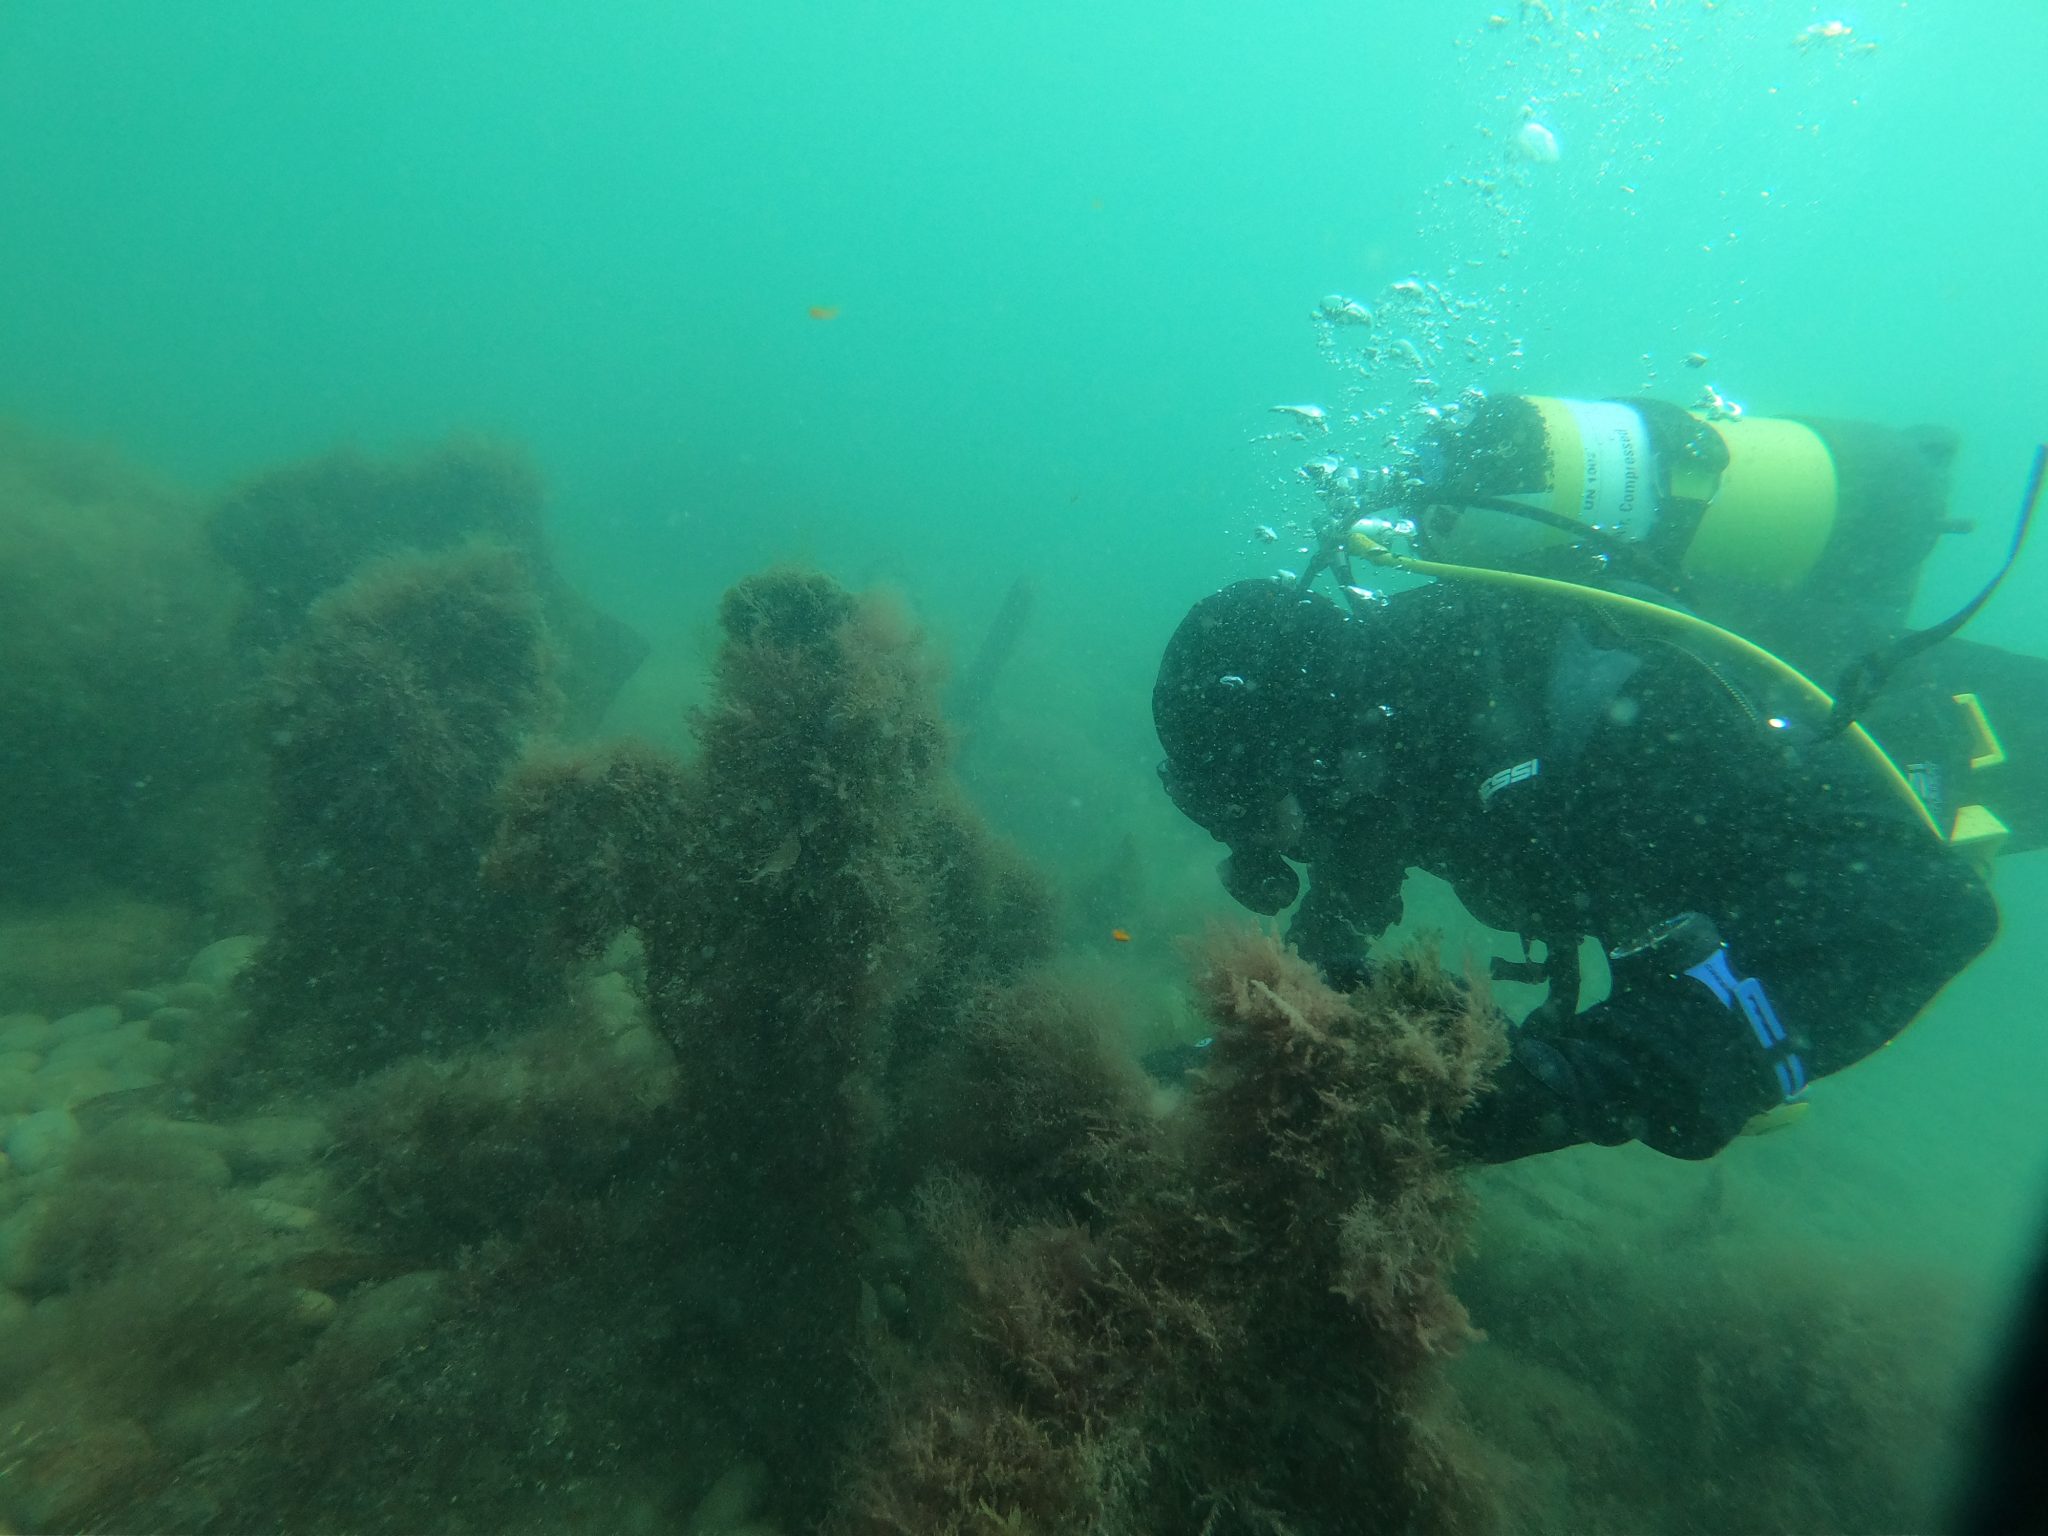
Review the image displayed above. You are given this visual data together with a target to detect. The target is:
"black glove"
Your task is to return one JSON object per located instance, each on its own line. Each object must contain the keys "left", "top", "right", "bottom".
{"left": 1464, "top": 913, "right": 1792, "bottom": 1163}
{"left": 1460, "top": 1030, "right": 1639, "bottom": 1162}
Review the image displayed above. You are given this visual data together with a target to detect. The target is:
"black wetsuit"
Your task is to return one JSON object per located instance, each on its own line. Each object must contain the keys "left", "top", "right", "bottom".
{"left": 1265, "top": 583, "right": 2000, "bottom": 1162}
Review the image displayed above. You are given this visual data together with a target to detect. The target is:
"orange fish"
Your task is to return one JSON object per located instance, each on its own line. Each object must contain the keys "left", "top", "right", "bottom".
{"left": 807, "top": 305, "right": 840, "bottom": 321}
{"left": 1110, "top": 928, "right": 1132, "bottom": 944}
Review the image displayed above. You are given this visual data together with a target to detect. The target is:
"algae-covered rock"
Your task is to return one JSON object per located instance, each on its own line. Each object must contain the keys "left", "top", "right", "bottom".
{"left": 45, "top": 1020, "right": 147, "bottom": 1072}
{"left": 494, "top": 570, "right": 1057, "bottom": 1526}
{"left": 116, "top": 989, "right": 165, "bottom": 1020}
{"left": 246, "top": 1197, "right": 319, "bottom": 1233}
{"left": 66, "top": 1119, "right": 233, "bottom": 1191}
{"left": 837, "top": 934, "right": 1506, "bottom": 1536}
{"left": 0, "top": 1071, "right": 35, "bottom": 1116}
{"left": 186, "top": 934, "right": 260, "bottom": 989}
{"left": 116, "top": 1038, "right": 175, "bottom": 1082}
{"left": 239, "top": 546, "right": 559, "bottom": 1087}
{"left": 0, "top": 1194, "right": 48, "bottom": 1286}
{"left": 209, "top": 438, "right": 646, "bottom": 733}
{"left": 0, "top": 898, "right": 201, "bottom": 1017}
{"left": 0, "top": 1015, "right": 50, "bottom": 1053}
{"left": 7, "top": 1108, "right": 81, "bottom": 1176}
{"left": 144, "top": 1006, "right": 204, "bottom": 1042}
{"left": 0, "top": 421, "right": 254, "bottom": 907}
{"left": 49, "top": 1004, "right": 122, "bottom": 1044}
{"left": 320, "top": 1270, "right": 450, "bottom": 1369}
{"left": 225, "top": 1115, "right": 333, "bottom": 1175}
{"left": 31, "top": 1066, "right": 119, "bottom": 1113}
{"left": 4, "top": 1416, "right": 161, "bottom": 1533}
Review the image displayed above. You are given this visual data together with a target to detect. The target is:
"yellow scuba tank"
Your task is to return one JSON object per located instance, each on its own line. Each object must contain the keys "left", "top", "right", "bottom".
{"left": 1378, "top": 400, "right": 2044, "bottom": 866}
{"left": 1415, "top": 394, "right": 1841, "bottom": 593}
{"left": 1686, "top": 414, "right": 1837, "bottom": 588}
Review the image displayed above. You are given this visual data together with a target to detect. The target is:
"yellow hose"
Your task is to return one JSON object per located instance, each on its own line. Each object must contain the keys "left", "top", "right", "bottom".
{"left": 1346, "top": 531, "right": 1945, "bottom": 841}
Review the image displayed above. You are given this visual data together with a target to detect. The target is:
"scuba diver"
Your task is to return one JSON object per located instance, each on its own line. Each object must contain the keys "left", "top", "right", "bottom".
{"left": 1152, "top": 394, "right": 2044, "bottom": 1163}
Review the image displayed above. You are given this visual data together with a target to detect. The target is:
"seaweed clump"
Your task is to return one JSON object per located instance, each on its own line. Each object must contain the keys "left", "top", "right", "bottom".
{"left": 238, "top": 543, "right": 559, "bottom": 1087}
{"left": 836, "top": 930, "right": 1507, "bottom": 1535}
{"left": 492, "top": 569, "right": 1057, "bottom": 1523}
{"left": 196, "top": 1006, "right": 701, "bottom": 1536}
{"left": 0, "top": 420, "right": 254, "bottom": 914}
{"left": 209, "top": 439, "right": 647, "bottom": 732}
{"left": 0, "top": 995, "right": 705, "bottom": 1536}
{"left": 2, "top": 561, "right": 1513, "bottom": 1534}
{"left": 1452, "top": 1171, "right": 1977, "bottom": 1535}
{"left": 0, "top": 1115, "right": 327, "bottom": 1532}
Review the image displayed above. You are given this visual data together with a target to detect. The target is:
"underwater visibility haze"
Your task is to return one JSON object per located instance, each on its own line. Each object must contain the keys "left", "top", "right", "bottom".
{"left": 1, "top": 2, "right": 2046, "bottom": 1531}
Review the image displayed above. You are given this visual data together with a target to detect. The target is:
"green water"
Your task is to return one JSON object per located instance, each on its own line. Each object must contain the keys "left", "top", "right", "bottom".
{"left": 2, "top": 2, "right": 2046, "bottom": 1530}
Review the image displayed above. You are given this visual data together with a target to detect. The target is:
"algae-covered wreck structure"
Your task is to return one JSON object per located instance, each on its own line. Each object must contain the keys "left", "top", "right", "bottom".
{"left": 0, "top": 519, "right": 1511, "bottom": 1531}
{"left": 0, "top": 433, "right": 1984, "bottom": 1532}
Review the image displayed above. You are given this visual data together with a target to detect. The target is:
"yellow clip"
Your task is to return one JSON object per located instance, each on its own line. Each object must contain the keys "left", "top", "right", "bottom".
{"left": 1950, "top": 803, "right": 2010, "bottom": 868}
{"left": 1953, "top": 692, "right": 2007, "bottom": 771}
{"left": 1739, "top": 1099, "right": 1812, "bottom": 1137}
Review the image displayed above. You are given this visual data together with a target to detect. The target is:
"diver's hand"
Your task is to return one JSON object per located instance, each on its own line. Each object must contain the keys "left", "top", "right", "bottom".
{"left": 1314, "top": 955, "right": 1372, "bottom": 993}
{"left": 1218, "top": 849, "right": 1301, "bottom": 915}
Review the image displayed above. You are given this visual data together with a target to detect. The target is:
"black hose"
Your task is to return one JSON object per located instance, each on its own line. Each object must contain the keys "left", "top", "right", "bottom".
{"left": 1823, "top": 444, "right": 2046, "bottom": 737}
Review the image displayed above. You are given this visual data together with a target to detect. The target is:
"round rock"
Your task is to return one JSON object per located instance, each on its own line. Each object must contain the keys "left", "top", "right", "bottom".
{"left": 147, "top": 1005, "right": 204, "bottom": 1041}
{"left": 186, "top": 936, "right": 261, "bottom": 989}
{"left": 49, "top": 1005, "right": 122, "bottom": 1044}
{"left": 0, "top": 1015, "right": 50, "bottom": 1053}
{"left": 7, "top": 1108, "right": 81, "bottom": 1175}
{"left": 45, "top": 1020, "right": 148, "bottom": 1073}
{"left": 0, "top": 1071, "right": 36, "bottom": 1116}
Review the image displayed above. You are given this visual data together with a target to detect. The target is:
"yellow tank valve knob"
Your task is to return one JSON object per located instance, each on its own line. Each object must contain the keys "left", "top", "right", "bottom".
{"left": 1346, "top": 526, "right": 1397, "bottom": 563}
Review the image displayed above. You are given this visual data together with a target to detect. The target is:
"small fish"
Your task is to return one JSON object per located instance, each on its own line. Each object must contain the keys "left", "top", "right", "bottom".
{"left": 1110, "top": 928, "right": 1132, "bottom": 944}
{"left": 1684, "top": 351, "right": 1710, "bottom": 370}
{"left": 1253, "top": 524, "right": 1279, "bottom": 544}
{"left": 807, "top": 305, "right": 840, "bottom": 321}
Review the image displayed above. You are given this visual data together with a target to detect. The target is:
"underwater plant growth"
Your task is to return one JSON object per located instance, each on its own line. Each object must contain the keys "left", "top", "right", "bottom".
{"left": 836, "top": 932, "right": 1505, "bottom": 1535}
{"left": 238, "top": 543, "right": 559, "bottom": 1088}
{"left": 0, "top": 559, "right": 1998, "bottom": 1534}
{"left": 209, "top": 438, "right": 648, "bottom": 733}
{"left": 493, "top": 569, "right": 1061, "bottom": 1519}
{"left": 0, "top": 422, "right": 253, "bottom": 927}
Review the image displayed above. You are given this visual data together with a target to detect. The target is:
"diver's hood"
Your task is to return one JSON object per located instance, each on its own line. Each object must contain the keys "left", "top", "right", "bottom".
{"left": 1152, "top": 579, "right": 1367, "bottom": 839}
